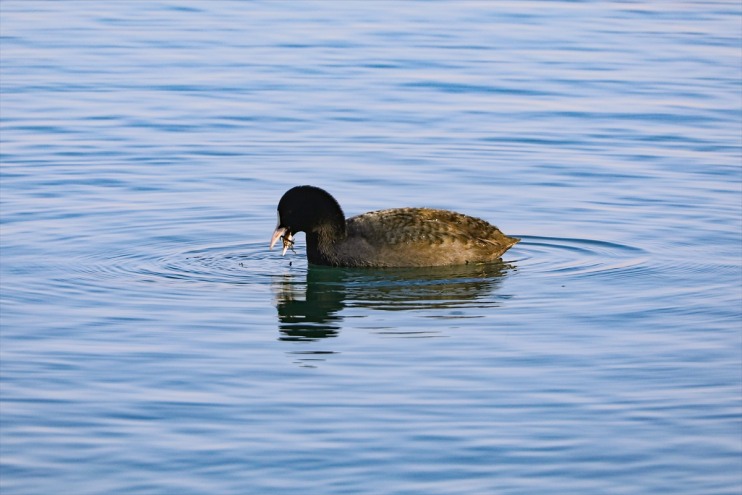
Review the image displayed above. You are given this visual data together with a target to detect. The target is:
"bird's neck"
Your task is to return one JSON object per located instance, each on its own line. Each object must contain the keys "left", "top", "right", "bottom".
{"left": 305, "top": 223, "right": 345, "bottom": 265}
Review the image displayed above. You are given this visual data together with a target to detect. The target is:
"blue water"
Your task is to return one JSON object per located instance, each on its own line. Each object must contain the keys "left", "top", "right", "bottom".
{"left": 1, "top": 2, "right": 740, "bottom": 494}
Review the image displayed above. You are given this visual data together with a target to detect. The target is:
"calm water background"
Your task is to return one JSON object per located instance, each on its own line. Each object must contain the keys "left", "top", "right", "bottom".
{"left": 1, "top": 2, "right": 740, "bottom": 494}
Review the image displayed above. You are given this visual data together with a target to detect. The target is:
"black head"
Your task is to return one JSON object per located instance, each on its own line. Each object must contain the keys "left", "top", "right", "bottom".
{"left": 270, "top": 186, "right": 346, "bottom": 253}
{"left": 277, "top": 185, "right": 345, "bottom": 233}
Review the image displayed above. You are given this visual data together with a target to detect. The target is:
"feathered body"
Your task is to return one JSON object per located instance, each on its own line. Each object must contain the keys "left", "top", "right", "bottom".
{"left": 270, "top": 186, "right": 518, "bottom": 268}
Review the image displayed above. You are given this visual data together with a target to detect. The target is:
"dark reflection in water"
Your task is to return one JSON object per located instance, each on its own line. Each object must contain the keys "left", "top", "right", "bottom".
{"left": 272, "top": 267, "right": 346, "bottom": 341}
{"left": 272, "top": 262, "right": 514, "bottom": 341}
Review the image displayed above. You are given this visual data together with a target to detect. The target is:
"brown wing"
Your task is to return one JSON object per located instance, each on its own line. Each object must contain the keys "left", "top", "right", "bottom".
{"left": 345, "top": 208, "right": 517, "bottom": 266}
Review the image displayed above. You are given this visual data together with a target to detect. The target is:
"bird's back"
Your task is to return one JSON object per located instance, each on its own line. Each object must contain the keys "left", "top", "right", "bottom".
{"left": 336, "top": 208, "right": 518, "bottom": 267}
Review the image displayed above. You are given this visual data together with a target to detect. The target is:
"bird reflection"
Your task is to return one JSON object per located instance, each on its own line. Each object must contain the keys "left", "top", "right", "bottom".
{"left": 272, "top": 267, "right": 346, "bottom": 341}
{"left": 272, "top": 262, "right": 514, "bottom": 341}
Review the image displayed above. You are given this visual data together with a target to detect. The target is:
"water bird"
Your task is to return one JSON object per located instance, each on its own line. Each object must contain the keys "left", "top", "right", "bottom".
{"left": 270, "top": 185, "right": 519, "bottom": 267}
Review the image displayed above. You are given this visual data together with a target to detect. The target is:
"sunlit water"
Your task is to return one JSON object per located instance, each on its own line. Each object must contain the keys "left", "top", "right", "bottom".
{"left": 1, "top": 2, "right": 740, "bottom": 494}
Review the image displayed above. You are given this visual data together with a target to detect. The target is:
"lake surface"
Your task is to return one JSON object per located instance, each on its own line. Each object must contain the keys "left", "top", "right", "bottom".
{"left": 1, "top": 2, "right": 740, "bottom": 494}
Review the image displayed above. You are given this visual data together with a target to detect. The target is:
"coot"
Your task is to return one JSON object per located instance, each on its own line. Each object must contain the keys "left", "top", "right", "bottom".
{"left": 270, "top": 185, "right": 519, "bottom": 267}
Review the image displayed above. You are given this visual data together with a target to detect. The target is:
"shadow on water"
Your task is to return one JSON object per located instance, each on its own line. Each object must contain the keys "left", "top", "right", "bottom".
{"left": 271, "top": 261, "right": 515, "bottom": 341}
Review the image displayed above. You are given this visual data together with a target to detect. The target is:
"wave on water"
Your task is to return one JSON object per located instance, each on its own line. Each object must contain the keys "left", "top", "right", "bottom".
{"left": 67, "top": 235, "right": 650, "bottom": 292}
{"left": 512, "top": 235, "right": 650, "bottom": 279}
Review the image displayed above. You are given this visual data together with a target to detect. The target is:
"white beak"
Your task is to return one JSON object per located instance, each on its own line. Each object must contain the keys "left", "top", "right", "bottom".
{"left": 270, "top": 226, "right": 294, "bottom": 256}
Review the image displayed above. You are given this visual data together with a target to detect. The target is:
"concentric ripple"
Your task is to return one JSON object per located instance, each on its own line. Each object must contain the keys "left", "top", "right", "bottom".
{"left": 69, "top": 235, "right": 649, "bottom": 291}
{"left": 151, "top": 242, "right": 282, "bottom": 284}
{"left": 70, "top": 241, "right": 286, "bottom": 288}
{"left": 512, "top": 235, "right": 649, "bottom": 278}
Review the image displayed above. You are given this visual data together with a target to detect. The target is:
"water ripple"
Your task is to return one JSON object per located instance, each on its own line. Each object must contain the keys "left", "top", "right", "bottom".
{"left": 65, "top": 235, "right": 652, "bottom": 291}
{"left": 68, "top": 242, "right": 281, "bottom": 289}
{"left": 513, "top": 235, "right": 650, "bottom": 279}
